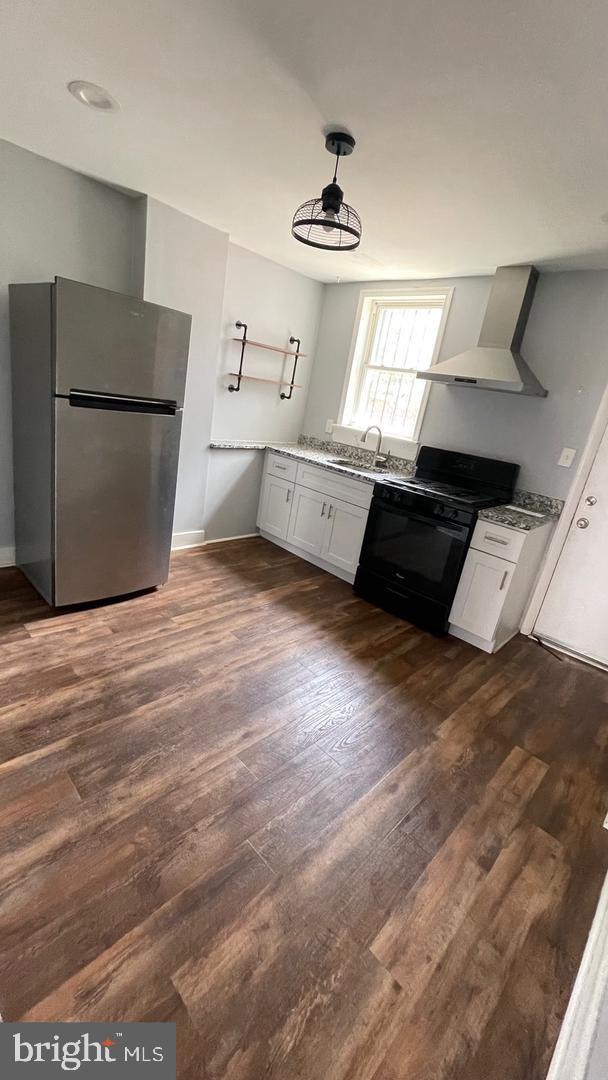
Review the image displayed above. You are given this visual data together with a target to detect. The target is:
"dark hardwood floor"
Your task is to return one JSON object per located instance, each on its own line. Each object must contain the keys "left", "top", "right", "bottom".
{"left": 1, "top": 536, "right": 607, "bottom": 1078}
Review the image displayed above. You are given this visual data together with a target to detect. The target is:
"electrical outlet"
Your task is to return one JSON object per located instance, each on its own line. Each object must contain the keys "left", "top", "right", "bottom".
{"left": 558, "top": 447, "right": 576, "bottom": 468}
{"left": 325, "top": 419, "right": 335, "bottom": 434}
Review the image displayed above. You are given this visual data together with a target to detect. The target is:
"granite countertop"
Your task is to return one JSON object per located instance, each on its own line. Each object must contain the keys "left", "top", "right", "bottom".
{"left": 210, "top": 438, "right": 563, "bottom": 524}
{"left": 209, "top": 439, "right": 414, "bottom": 485}
{"left": 477, "top": 504, "right": 557, "bottom": 532}
{"left": 210, "top": 439, "right": 289, "bottom": 451}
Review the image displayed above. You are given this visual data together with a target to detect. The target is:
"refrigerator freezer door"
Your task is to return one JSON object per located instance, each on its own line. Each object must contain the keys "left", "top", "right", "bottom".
{"left": 53, "top": 278, "right": 191, "bottom": 405}
{"left": 53, "top": 397, "right": 182, "bottom": 605}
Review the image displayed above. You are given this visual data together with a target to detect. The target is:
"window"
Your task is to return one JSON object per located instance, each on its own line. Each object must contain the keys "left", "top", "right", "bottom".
{"left": 339, "top": 289, "right": 451, "bottom": 443}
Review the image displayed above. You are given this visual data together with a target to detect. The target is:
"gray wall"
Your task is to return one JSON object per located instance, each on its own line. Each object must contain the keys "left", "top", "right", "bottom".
{"left": 0, "top": 139, "right": 140, "bottom": 563}
{"left": 204, "top": 242, "right": 322, "bottom": 541}
{"left": 303, "top": 272, "right": 608, "bottom": 499}
{"left": 142, "top": 197, "right": 229, "bottom": 541}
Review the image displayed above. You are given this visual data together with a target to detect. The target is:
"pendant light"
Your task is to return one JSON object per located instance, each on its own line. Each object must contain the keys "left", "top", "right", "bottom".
{"left": 292, "top": 132, "right": 362, "bottom": 251}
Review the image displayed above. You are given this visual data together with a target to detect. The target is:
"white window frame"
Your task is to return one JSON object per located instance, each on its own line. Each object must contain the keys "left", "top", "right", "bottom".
{"left": 335, "top": 286, "right": 453, "bottom": 458}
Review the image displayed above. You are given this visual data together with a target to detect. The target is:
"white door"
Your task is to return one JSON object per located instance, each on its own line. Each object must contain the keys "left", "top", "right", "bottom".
{"left": 286, "top": 486, "right": 327, "bottom": 555}
{"left": 257, "top": 475, "right": 294, "bottom": 540}
{"left": 450, "top": 549, "right": 513, "bottom": 642}
{"left": 535, "top": 424, "right": 608, "bottom": 667}
{"left": 320, "top": 497, "right": 368, "bottom": 574}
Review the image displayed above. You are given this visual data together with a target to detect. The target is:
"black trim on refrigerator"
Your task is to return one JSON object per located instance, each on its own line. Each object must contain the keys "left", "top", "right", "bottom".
{"left": 66, "top": 390, "right": 179, "bottom": 416}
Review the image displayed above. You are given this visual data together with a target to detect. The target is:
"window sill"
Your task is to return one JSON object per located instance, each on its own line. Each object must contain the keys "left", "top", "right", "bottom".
{"left": 332, "top": 424, "right": 419, "bottom": 461}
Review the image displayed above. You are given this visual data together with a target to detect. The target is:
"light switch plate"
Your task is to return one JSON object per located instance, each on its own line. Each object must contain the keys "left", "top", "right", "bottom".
{"left": 558, "top": 447, "right": 577, "bottom": 468}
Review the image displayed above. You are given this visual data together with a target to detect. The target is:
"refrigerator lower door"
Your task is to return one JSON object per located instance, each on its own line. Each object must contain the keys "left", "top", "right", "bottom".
{"left": 53, "top": 396, "right": 182, "bottom": 606}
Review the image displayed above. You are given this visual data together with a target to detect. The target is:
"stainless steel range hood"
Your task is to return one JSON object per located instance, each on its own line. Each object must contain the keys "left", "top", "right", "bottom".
{"left": 417, "top": 265, "right": 548, "bottom": 397}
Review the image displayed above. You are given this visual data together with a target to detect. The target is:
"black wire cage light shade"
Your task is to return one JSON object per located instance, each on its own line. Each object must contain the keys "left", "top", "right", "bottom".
{"left": 292, "top": 132, "right": 362, "bottom": 251}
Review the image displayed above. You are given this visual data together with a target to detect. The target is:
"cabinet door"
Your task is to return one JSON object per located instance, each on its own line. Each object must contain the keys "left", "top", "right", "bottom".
{"left": 257, "top": 474, "right": 294, "bottom": 540}
{"left": 320, "top": 497, "right": 368, "bottom": 574}
{"left": 286, "top": 485, "right": 327, "bottom": 555}
{"left": 449, "top": 549, "right": 514, "bottom": 642}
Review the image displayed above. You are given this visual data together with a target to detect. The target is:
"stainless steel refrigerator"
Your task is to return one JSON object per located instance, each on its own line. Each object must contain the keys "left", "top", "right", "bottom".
{"left": 9, "top": 277, "right": 192, "bottom": 607}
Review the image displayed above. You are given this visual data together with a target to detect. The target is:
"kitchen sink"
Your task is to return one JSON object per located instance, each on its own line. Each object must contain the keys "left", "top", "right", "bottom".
{"left": 327, "top": 457, "right": 390, "bottom": 472}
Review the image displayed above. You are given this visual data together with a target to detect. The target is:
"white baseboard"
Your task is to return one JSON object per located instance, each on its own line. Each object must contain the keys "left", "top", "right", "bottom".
{"left": 171, "top": 529, "right": 206, "bottom": 551}
{"left": 547, "top": 869, "right": 608, "bottom": 1080}
{"left": 0, "top": 546, "right": 16, "bottom": 568}
{"left": 204, "top": 533, "right": 258, "bottom": 545}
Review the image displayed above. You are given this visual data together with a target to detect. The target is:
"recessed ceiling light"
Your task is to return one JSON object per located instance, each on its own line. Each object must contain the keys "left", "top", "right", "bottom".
{"left": 67, "top": 80, "right": 119, "bottom": 112}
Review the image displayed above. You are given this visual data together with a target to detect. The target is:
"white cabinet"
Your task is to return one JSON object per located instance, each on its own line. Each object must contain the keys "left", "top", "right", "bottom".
{"left": 320, "top": 497, "right": 369, "bottom": 573}
{"left": 449, "top": 518, "right": 553, "bottom": 653}
{"left": 285, "top": 487, "right": 368, "bottom": 568}
{"left": 449, "top": 549, "right": 514, "bottom": 642}
{"left": 257, "top": 452, "right": 372, "bottom": 582}
{"left": 295, "top": 462, "right": 372, "bottom": 510}
{"left": 257, "top": 473, "right": 293, "bottom": 540}
{"left": 286, "top": 486, "right": 327, "bottom": 554}
{"left": 266, "top": 453, "right": 298, "bottom": 482}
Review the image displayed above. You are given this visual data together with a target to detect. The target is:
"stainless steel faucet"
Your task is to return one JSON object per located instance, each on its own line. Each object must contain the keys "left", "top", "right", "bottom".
{"left": 360, "top": 425, "right": 389, "bottom": 466}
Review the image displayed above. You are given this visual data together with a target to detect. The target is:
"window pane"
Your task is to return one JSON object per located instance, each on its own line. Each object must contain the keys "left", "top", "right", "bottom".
{"left": 354, "top": 368, "right": 403, "bottom": 430}
{"left": 345, "top": 292, "right": 447, "bottom": 442}
{"left": 356, "top": 371, "right": 427, "bottom": 440}
{"left": 369, "top": 305, "right": 442, "bottom": 371}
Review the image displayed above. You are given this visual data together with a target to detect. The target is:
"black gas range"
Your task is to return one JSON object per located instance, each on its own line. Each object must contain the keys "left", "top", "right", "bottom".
{"left": 354, "top": 446, "right": 519, "bottom": 634}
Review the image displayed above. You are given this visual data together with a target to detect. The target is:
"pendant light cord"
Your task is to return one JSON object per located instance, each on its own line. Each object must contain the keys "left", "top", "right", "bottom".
{"left": 332, "top": 147, "right": 341, "bottom": 185}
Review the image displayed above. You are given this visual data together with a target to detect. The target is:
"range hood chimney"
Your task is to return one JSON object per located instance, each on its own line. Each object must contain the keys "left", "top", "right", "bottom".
{"left": 417, "top": 265, "right": 547, "bottom": 397}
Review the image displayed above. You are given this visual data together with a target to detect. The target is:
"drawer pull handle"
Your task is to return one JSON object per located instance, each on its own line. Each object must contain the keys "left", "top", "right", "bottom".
{"left": 499, "top": 570, "right": 509, "bottom": 590}
{"left": 275, "top": 464, "right": 287, "bottom": 471}
{"left": 286, "top": 489, "right": 292, "bottom": 503}
{"left": 485, "top": 533, "right": 509, "bottom": 546}
{"left": 327, "top": 504, "right": 333, "bottom": 519}
{"left": 321, "top": 502, "right": 327, "bottom": 517}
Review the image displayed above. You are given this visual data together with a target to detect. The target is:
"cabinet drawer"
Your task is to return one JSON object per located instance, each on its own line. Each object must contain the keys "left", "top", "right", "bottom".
{"left": 266, "top": 452, "right": 298, "bottom": 482}
{"left": 295, "top": 461, "right": 373, "bottom": 509}
{"left": 471, "top": 520, "right": 525, "bottom": 564}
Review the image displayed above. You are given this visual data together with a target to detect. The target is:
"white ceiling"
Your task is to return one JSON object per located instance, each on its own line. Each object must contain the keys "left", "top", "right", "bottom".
{"left": 3, "top": 0, "right": 608, "bottom": 283}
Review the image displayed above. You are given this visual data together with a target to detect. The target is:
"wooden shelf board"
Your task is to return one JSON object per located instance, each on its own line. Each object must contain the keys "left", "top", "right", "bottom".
{"left": 228, "top": 373, "right": 302, "bottom": 388}
{"left": 231, "top": 337, "right": 306, "bottom": 358}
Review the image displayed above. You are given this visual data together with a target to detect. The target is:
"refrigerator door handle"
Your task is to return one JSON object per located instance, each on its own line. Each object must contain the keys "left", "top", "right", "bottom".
{"left": 67, "top": 390, "right": 180, "bottom": 416}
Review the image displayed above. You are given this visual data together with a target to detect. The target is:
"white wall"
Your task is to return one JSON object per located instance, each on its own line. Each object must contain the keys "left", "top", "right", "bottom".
{"left": 1, "top": 148, "right": 320, "bottom": 559}
{"left": 303, "top": 272, "right": 608, "bottom": 499}
{"left": 0, "top": 139, "right": 140, "bottom": 564}
{"left": 142, "top": 198, "right": 229, "bottom": 545}
{"left": 7, "top": 137, "right": 606, "bottom": 557}
{"left": 205, "top": 243, "right": 322, "bottom": 540}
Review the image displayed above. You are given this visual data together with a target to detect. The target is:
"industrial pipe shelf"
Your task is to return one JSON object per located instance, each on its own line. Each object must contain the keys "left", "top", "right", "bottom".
{"left": 228, "top": 321, "right": 304, "bottom": 399}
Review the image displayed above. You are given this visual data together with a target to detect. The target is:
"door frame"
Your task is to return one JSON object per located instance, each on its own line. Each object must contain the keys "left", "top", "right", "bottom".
{"left": 546, "top": 868, "right": 608, "bottom": 1080}
{"left": 521, "top": 375, "right": 608, "bottom": 636}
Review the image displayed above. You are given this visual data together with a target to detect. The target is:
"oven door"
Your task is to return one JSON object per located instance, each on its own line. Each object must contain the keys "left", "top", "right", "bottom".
{"left": 359, "top": 494, "right": 471, "bottom": 604}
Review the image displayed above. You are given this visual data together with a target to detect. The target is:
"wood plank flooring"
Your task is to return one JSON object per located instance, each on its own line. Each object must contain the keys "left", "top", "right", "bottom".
{"left": 1, "top": 536, "right": 607, "bottom": 1079}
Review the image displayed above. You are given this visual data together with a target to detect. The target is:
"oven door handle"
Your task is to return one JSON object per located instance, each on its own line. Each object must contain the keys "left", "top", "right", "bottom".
{"left": 374, "top": 501, "right": 469, "bottom": 539}
{"left": 435, "top": 524, "right": 469, "bottom": 540}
